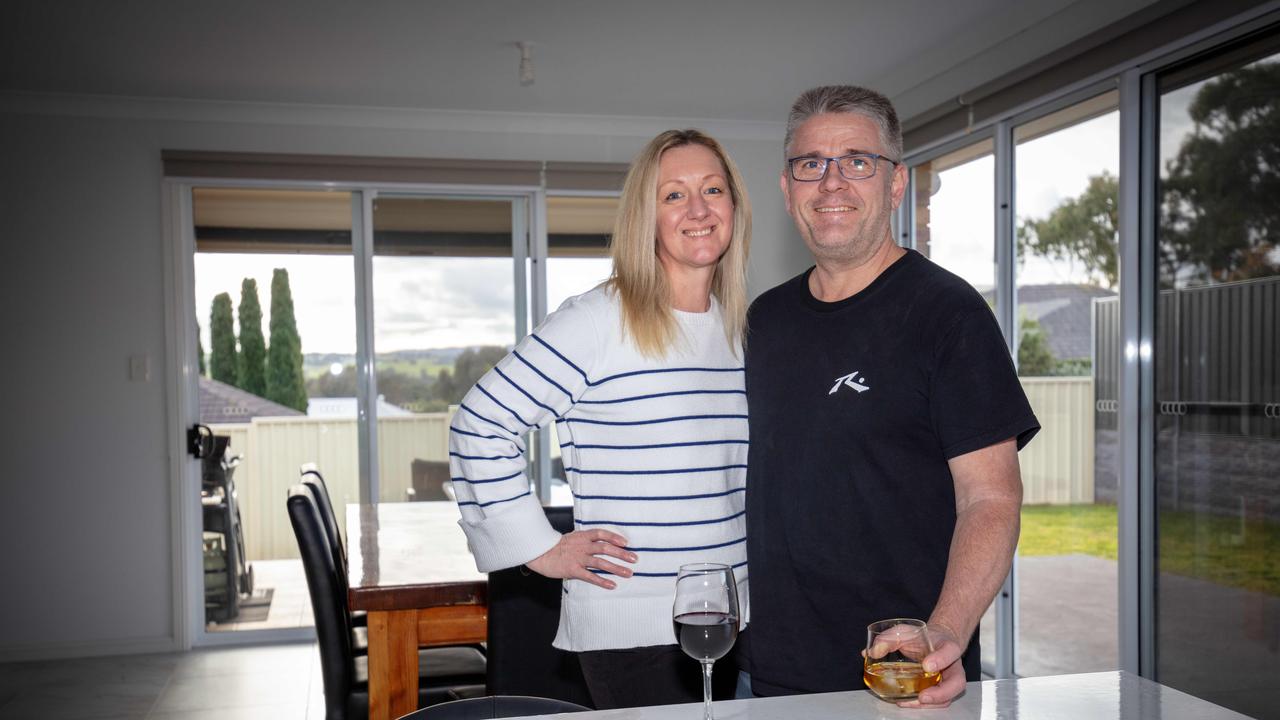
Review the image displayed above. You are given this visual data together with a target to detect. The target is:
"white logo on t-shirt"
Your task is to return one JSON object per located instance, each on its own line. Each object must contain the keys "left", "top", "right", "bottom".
{"left": 829, "top": 371, "right": 870, "bottom": 395}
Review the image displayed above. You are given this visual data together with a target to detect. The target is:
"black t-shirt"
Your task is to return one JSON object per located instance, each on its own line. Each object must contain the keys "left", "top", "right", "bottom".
{"left": 743, "top": 249, "right": 1040, "bottom": 696}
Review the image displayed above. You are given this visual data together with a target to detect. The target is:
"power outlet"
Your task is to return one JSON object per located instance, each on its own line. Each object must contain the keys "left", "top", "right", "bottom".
{"left": 129, "top": 354, "right": 150, "bottom": 382}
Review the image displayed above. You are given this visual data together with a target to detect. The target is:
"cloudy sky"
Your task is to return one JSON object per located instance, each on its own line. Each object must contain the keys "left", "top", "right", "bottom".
{"left": 196, "top": 90, "right": 1207, "bottom": 357}
{"left": 195, "top": 252, "right": 611, "bottom": 355}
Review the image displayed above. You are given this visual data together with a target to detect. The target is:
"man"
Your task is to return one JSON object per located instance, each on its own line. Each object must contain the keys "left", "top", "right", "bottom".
{"left": 741, "top": 85, "right": 1039, "bottom": 707}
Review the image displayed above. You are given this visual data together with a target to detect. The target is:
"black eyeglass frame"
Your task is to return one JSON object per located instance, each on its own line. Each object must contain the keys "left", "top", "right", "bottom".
{"left": 786, "top": 152, "right": 901, "bottom": 182}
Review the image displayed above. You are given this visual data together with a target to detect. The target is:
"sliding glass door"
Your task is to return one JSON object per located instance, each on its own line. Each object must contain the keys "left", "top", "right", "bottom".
{"left": 1152, "top": 39, "right": 1280, "bottom": 719}
{"left": 179, "top": 181, "right": 541, "bottom": 644}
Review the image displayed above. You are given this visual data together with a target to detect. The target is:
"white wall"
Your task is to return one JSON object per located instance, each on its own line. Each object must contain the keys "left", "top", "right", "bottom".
{"left": 0, "top": 98, "right": 809, "bottom": 660}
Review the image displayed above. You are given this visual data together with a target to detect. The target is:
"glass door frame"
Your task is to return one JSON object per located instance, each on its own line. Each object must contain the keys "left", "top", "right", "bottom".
{"left": 163, "top": 176, "right": 548, "bottom": 648}
{"left": 900, "top": 5, "right": 1280, "bottom": 681}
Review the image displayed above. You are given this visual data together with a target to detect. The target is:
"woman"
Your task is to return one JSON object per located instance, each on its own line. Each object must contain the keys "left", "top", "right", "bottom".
{"left": 448, "top": 128, "right": 751, "bottom": 709}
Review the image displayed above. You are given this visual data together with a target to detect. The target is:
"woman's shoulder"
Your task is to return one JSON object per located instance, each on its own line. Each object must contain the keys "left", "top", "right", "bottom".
{"left": 534, "top": 283, "right": 617, "bottom": 341}
{"left": 550, "top": 283, "right": 619, "bottom": 320}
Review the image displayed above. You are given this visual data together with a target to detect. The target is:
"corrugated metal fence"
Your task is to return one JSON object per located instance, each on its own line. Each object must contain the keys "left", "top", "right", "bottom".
{"left": 1094, "top": 276, "right": 1279, "bottom": 439}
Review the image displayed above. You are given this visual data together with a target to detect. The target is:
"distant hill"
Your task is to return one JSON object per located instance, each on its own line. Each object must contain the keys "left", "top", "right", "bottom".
{"left": 303, "top": 346, "right": 511, "bottom": 378}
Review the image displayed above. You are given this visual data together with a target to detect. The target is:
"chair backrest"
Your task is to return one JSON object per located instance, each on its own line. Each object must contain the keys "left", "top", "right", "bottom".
{"left": 396, "top": 695, "right": 590, "bottom": 720}
{"left": 287, "top": 484, "right": 356, "bottom": 716}
{"left": 300, "top": 468, "right": 348, "bottom": 586}
{"left": 485, "top": 505, "right": 593, "bottom": 707}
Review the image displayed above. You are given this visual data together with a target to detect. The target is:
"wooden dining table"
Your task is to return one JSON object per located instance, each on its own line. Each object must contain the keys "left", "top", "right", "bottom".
{"left": 346, "top": 501, "right": 487, "bottom": 720}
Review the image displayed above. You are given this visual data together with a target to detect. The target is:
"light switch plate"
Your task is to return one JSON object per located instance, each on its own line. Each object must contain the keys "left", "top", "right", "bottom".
{"left": 129, "top": 354, "right": 150, "bottom": 382}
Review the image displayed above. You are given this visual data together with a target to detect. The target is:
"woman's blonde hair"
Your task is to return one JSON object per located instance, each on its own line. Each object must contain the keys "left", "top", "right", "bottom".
{"left": 608, "top": 129, "right": 751, "bottom": 358}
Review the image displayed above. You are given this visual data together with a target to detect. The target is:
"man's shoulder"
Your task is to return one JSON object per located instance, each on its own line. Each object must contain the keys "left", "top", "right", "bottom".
{"left": 898, "top": 251, "right": 990, "bottom": 315}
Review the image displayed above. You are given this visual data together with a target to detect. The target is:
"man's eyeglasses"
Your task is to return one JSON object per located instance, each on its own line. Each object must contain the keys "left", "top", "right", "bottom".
{"left": 787, "top": 153, "right": 899, "bottom": 182}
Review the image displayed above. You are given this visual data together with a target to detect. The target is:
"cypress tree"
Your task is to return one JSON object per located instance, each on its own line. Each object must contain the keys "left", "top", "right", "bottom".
{"left": 236, "top": 278, "right": 268, "bottom": 397}
{"left": 209, "top": 293, "right": 237, "bottom": 385}
{"left": 266, "top": 268, "right": 309, "bottom": 412}
{"left": 197, "top": 321, "right": 207, "bottom": 377}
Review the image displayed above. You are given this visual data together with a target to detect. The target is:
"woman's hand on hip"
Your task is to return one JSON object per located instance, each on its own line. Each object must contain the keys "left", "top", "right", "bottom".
{"left": 525, "top": 529, "right": 637, "bottom": 589}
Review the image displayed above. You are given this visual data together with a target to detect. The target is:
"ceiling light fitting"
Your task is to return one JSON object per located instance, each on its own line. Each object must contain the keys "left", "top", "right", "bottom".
{"left": 516, "top": 41, "right": 535, "bottom": 87}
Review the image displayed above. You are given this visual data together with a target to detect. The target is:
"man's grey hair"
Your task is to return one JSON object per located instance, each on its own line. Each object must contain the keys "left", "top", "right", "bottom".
{"left": 784, "top": 85, "right": 903, "bottom": 162}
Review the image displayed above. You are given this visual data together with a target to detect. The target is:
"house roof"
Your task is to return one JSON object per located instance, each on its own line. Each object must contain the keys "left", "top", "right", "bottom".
{"left": 199, "top": 376, "right": 304, "bottom": 424}
{"left": 983, "top": 284, "right": 1116, "bottom": 361}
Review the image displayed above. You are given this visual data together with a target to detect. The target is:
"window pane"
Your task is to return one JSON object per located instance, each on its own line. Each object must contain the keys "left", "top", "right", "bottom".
{"left": 914, "top": 140, "right": 1000, "bottom": 672}
{"left": 544, "top": 196, "right": 616, "bottom": 505}
{"left": 914, "top": 139, "right": 996, "bottom": 291}
{"left": 1155, "top": 48, "right": 1280, "bottom": 719}
{"left": 371, "top": 197, "right": 515, "bottom": 504}
{"left": 193, "top": 187, "right": 358, "bottom": 633}
{"left": 1013, "top": 92, "right": 1120, "bottom": 677}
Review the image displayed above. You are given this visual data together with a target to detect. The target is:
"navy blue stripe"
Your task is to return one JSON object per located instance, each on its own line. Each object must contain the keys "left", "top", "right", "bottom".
{"left": 475, "top": 384, "right": 535, "bottom": 429}
{"left": 458, "top": 489, "right": 531, "bottom": 508}
{"left": 460, "top": 403, "right": 520, "bottom": 435}
{"left": 450, "top": 426, "right": 510, "bottom": 442}
{"left": 577, "top": 389, "right": 746, "bottom": 405}
{"left": 589, "top": 366, "right": 744, "bottom": 387}
{"left": 563, "top": 464, "right": 747, "bottom": 476}
{"left": 626, "top": 537, "right": 745, "bottom": 553}
{"left": 564, "top": 414, "right": 747, "bottom": 427}
{"left": 573, "top": 487, "right": 746, "bottom": 501}
{"left": 576, "top": 510, "right": 746, "bottom": 527}
{"left": 451, "top": 471, "right": 522, "bottom": 485}
{"left": 494, "top": 366, "right": 558, "bottom": 414}
{"left": 512, "top": 350, "right": 575, "bottom": 401}
{"left": 450, "top": 451, "right": 522, "bottom": 461}
{"left": 573, "top": 439, "right": 748, "bottom": 451}
{"left": 559, "top": 442, "right": 575, "bottom": 449}
{"left": 531, "top": 335, "right": 588, "bottom": 381}
{"left": 591, "top": 559, "right": 748, "bottom": 578}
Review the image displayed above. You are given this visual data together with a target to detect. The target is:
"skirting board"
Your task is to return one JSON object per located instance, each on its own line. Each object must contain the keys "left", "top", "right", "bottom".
{"left": 0, "top": 635, "right": 179, "bottom": 663}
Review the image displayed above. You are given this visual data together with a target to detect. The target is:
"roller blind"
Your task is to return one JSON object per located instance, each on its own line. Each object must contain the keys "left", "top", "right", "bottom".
{"left": 162, "top": 150, "right": 627, "bottom": 192}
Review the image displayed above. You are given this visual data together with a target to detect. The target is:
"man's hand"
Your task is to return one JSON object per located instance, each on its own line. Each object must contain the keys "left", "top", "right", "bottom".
{"left": 896, "top": 623, "right": 965, "bottom": 708}
{"left": 525, "top": 529, "right": 637, "bottom": 589}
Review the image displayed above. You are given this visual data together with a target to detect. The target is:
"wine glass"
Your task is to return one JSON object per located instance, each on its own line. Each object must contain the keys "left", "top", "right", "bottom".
{"left": 863, "top": 618, "right": 940, "bottom": 701}
{"left": 673, "top": 563, "right": 739, "bottom": 720}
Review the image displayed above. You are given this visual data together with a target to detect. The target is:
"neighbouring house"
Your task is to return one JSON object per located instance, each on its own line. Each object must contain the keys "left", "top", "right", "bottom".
{"left": 983, "top": 283, "right": 1117, "bottom": 362}
{"left": 306, "top": 396, "right": 414, "bottom": 418}
{"left": 199, "top": 376, "right": 304, "bottom": 424}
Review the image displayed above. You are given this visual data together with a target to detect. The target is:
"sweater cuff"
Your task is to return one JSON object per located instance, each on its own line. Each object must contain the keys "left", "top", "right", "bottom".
{"left": 458, "top": 494, "right": 563, "bottom": 572}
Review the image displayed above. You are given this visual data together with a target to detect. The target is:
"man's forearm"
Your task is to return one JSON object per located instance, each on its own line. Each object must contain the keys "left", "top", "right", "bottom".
{"left": 928, "top": 496, "right": 1021, "bottom": 644}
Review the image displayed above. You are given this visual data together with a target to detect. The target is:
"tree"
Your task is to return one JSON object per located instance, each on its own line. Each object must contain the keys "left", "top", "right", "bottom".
{"left": 441, "top": 347, "right": 509, "bottom": 404}
{"left": 209, "top": 293, "right": 237, "bottom": 385}
{"left": 236, "top": 278, "right": 268, "bottom": 397}
{"left": 1018, "top": 172, "right": 1119, "bottom": 289}
{"left": 1017, "top": 316, "right": 1058, "bottom": 377}
{"left": 1018, "top": 61, "right": 1280, "bottom": 287}
{"left": 1161, "top": 61, "right": 1280, "bottom": 284}
{"left": 197, "top": 321, "right": 206, "bottom": 377}
{"left": 266, "top": 268, "right": 308, "bottom": 412}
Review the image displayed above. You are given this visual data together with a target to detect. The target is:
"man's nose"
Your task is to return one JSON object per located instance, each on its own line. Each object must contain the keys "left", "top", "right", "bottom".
{"left": 819, "top": 158, "right": 848, "bottom": 192}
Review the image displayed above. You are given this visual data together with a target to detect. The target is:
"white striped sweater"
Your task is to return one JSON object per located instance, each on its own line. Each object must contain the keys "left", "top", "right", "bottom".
{"left": 449, "top": 285, "right": 749, "bottom": 652}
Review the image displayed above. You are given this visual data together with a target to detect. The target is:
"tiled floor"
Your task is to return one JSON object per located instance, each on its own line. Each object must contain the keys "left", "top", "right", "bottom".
{"left": 207, "top": 559, "right": 313, "bottom": 633}
{"left": 0, "top": 642, "right": 325, "bottom": 720}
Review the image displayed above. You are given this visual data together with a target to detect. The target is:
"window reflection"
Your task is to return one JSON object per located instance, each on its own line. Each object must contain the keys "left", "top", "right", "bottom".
{"left": 1155, "top": 48, "right": 1280, "bottom": 720}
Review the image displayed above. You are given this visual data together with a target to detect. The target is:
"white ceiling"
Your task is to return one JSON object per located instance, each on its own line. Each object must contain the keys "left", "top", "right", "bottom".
{"left": 1, "top": 0, "right": 1170, "bottom": 125}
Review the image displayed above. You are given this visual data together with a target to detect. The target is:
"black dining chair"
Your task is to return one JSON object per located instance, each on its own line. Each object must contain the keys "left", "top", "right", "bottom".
{"left": 484, "top": 505, "right": 593, "bottom": 707}
{"left": 298, "top": 465, "right": 487, "bottom": 659}
{"left": 287, "top": 484, "right": 486, "bottom": 719}
{"left": 395, "top": 695, "right": 590, "bottom": 720}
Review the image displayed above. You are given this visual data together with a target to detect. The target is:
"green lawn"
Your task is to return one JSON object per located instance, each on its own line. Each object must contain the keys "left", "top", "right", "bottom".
{"left": 1019, "top": 503, "right": 1280, "bottom": 596}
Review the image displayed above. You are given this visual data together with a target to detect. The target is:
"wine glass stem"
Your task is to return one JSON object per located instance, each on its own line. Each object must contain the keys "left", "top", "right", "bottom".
{"left": 701, "top": 660, "right": 714, "bottom": 720}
